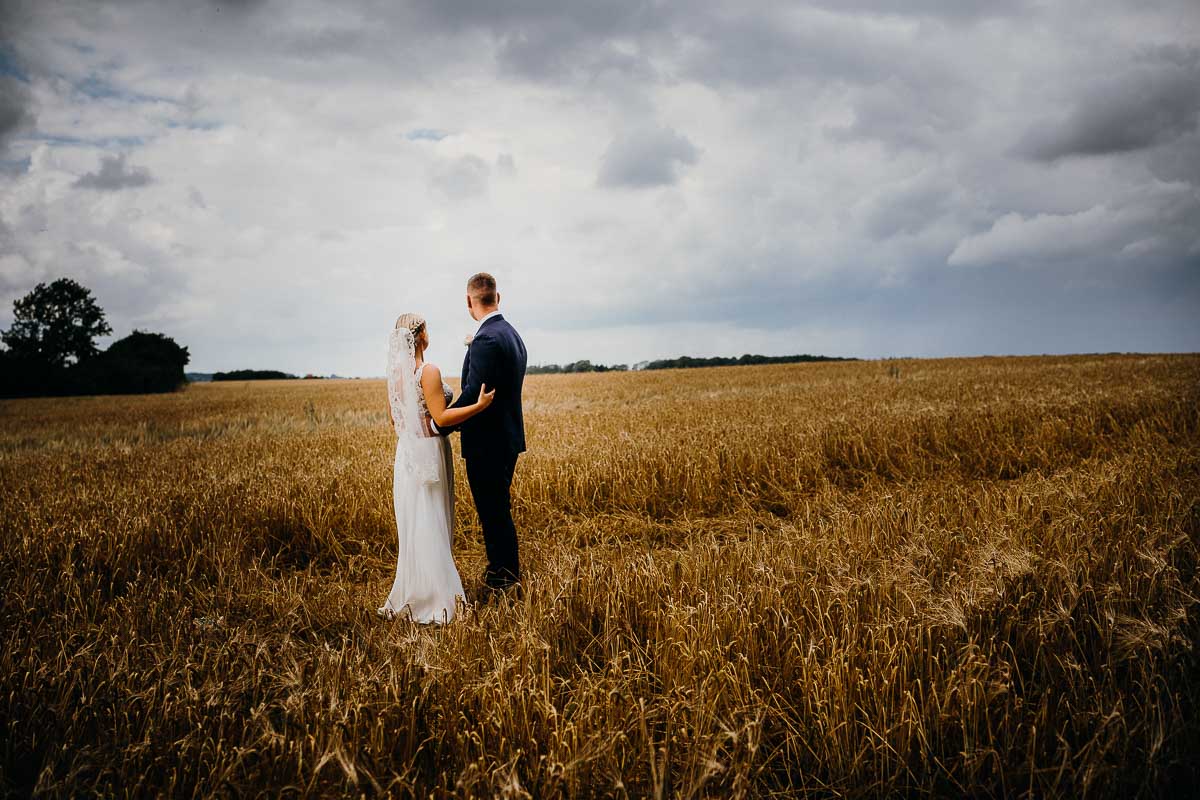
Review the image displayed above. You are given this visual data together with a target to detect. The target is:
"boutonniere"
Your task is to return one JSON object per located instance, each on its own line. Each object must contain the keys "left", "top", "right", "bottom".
{"left": 463, "top": 334, "right": 474, "bottom": 347}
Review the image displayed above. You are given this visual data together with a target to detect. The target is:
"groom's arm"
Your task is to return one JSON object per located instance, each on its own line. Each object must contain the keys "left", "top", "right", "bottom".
{"left": 453, "top": 333, "right": 501, "bottom": 407}
{"left": 449, "top": 335, "right": 500, "bottom": 411}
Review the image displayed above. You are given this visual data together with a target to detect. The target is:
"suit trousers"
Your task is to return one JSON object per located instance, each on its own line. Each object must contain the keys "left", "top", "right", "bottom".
{"left": 465, "top": 452, "right": 520, "bottom": 587}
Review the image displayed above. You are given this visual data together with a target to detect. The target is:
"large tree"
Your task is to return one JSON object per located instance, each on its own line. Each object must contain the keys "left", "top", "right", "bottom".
{"left": 93, "top": 330, "right": 190, "bottom": 394}
{"left": 1, "top": 278, "right": 112, "bottom": 368}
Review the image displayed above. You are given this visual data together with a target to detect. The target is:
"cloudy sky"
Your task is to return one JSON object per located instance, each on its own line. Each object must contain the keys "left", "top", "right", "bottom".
{"left": 1, "top": 0, "right": 1198, "bottom": 376}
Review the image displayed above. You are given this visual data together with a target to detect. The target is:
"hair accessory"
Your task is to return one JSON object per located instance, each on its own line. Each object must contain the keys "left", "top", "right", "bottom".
{"left": 394, "top": 313, "right": 425, "bottom": 335}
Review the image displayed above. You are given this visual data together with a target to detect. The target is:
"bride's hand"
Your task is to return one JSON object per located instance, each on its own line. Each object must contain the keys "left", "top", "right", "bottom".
{"left": 476, "top": 383, "right": 496, "bottom": 409}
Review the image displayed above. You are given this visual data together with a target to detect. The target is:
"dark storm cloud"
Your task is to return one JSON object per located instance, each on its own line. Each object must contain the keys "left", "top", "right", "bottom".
{"left": 1, "top": 2, "right": 36, "bottom": 159}
{"left": 73, "top": 153, "right": 153, "bottom": 191}
{"left": 803, "top": 0, "right": 1030, "bottom": 23}
{"left": 1018, "top": 55, "right": 1200, "bottom": 161}
{"left": 405, "top": 0, "right": 661, "bottom": 48}
{"left": 541, "top": 234, "right": 1200, "bottom": 358}
{"left": 401, "top": 0, "right": 1025, "bottom": 87}
{"left": 1148, "top": 130, "right": 1200, "bottom": 182}
{"left": 0, "top": 216, "right": 16, "bottom": 284}
{"left": 405, "top": 0, "right": 665, "bottom": 81}
{"left": 597, "top": 126, "right": 698, "bottom": 188}
{"left": 403, "top": 1, "right": 955, "bottom": 91}
{"left": 0, "top": 0, "right": 35, "bottom": 40}
{"left": 829, "top": 78, "right": 975, "bottom": 151}
{"left": 679, "top": 10, "right": 910, "bottom": 89}
{"left": 860, "top": 177, "right": 956, "bottom": 240}
{"left": 212, "top": 0, "right": 261, "bottom": 7}
{"left": 0, "top": 75, "right": 34, "bottom": 154}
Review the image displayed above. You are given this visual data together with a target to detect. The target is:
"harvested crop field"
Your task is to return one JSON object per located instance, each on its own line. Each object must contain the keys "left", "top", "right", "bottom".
{"left": 1, "top": 354, "right": 1198, "bottom": 797}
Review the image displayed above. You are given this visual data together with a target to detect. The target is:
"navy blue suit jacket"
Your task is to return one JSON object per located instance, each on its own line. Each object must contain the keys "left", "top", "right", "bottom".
{"left": 442, "top": 314, "right": 527, "bottom": 461}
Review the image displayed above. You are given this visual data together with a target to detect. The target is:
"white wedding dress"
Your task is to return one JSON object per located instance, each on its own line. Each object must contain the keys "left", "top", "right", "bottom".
{"left": 378, "top": 328, "right": 464, "bottom": 624}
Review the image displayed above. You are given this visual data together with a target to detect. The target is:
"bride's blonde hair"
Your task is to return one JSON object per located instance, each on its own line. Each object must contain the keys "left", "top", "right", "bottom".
{"left": 395, "top": 313, "right": 425, "bottom": 337}
{"left": 395, "top": 313, "right": 428, "bottom": 354}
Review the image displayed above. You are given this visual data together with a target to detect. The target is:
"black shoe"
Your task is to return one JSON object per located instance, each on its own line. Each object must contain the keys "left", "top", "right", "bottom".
{"left": 482, "top": 570, "right": 520, "bottom": 587}
{"left": 471, "top": 584, "right": 499, "bottom": 605}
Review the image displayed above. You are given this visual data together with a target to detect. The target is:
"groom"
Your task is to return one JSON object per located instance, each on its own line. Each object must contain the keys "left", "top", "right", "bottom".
{"left": 436, "top": 272, "right": 527, "bottom": 595}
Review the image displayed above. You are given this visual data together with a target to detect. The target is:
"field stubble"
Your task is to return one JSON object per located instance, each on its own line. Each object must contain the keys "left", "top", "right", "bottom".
{"left": 1, "top": 354, "right": 1198, "bottom": 797}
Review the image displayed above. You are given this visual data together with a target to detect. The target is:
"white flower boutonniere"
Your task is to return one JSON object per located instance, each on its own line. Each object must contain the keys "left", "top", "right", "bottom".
{"left": 463, "top": 334, "right": 474, "bottom": 347}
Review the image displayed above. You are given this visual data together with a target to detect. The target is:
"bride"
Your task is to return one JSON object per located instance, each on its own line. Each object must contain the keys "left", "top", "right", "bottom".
{"left": 378, "top": 313, "right": 494, "bottom": 623}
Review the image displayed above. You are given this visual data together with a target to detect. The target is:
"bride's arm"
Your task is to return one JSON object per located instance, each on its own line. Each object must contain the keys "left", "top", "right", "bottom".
{"left": 421, "top": 364, "right": 494, "bottom": 428}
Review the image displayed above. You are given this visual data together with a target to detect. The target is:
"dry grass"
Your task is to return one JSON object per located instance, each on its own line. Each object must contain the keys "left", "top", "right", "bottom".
{"left": 1, "top": 353, "right": 1198, "bottom": 797}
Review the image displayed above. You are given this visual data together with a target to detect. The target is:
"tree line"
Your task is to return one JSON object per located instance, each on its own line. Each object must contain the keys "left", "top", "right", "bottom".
{"left": 640, "top": 353, "right": 855, "bottom": 370}
{"left": 528, "top": 353, "right": 855, "bottom": 374}
{"left": 211, "top": 370, "right": 298, "bottom": 381}
{"left": 0, "top": 278, "right": 189, "bottom": 398}
{"left": 527, "top": 360, "right": 629, "bottom": 374}
{"left": 1, "top": 279, "right": 858, "bottom": 398}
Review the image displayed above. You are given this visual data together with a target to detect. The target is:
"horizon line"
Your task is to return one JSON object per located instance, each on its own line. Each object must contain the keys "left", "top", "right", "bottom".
{"left": 184, "top": 349, "right": 1200, "bottom": 379}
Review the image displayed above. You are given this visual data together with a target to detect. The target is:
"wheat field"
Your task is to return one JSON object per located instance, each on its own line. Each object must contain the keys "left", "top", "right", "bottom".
{"left": 1, "top": 354, "right": 1198, "bottom": 797}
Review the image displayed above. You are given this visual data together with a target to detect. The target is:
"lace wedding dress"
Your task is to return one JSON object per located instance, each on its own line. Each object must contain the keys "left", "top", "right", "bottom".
{"left": 378, "top": 327, "right": 464, "bottom": 623}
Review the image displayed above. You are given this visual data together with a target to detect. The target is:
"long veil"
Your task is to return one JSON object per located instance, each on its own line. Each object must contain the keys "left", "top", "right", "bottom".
{"left": 387, "top": 327, "right": 440, "bottom": 485}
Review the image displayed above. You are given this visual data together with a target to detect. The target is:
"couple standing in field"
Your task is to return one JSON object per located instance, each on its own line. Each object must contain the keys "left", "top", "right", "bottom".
{"left": 377, "top": 273, "right": 527, "bottom": 623}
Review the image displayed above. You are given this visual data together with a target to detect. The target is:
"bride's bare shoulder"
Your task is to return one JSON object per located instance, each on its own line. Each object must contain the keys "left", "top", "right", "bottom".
{"left": 419, "top": 362, "right": 443, "bottom": 385}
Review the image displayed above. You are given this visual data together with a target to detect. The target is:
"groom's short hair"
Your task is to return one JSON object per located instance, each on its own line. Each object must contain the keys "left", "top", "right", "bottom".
{"left": 468, "top": 272, "right": 498, "bottom": 306}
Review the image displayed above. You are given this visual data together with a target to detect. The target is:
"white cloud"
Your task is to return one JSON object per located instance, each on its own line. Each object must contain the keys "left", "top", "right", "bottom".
{"left": 948, "top": 182, "right": 1196, "bottom": 268}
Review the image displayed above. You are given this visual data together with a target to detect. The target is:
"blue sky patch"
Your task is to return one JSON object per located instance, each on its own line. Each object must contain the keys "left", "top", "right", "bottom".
{"left": 0, "top": 48, "right": 30, "bottom": 82}
{"left": 405, "top": 128, "right": 449, "bottom": 142}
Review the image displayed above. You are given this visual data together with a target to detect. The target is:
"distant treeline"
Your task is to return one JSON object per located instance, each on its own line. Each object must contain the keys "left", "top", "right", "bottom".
{"left": 1, "top": 279, "right": 189, "bottom": 398}
{"left": 528, "top": 353, "right": 855, "bottom": 375}
{"left": 527, "top": 360, "right": 628, "bottom": 374}
{"left": 642, "top": 353, "right": 856, "bottom": 370}
{"left": 212, "top": 370, "right": 298, "bottom": 381}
